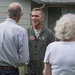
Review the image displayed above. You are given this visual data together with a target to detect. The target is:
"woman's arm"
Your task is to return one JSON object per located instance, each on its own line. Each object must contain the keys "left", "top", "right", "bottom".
{"left": 43, "top": 63, "right": 52, "bottom": 75}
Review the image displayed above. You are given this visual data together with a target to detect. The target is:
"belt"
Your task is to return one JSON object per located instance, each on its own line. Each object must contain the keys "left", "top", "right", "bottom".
{"left": 0, "top": 66, "right": 16, "bottom": 69}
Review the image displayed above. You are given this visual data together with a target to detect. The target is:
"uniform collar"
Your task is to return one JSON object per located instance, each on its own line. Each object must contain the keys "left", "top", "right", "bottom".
{"left": 30, "top": 25, "right": 47, "bottom": 35}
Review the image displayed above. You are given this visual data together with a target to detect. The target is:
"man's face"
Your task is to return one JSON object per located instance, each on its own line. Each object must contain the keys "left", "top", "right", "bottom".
{"left": 31, "top": 10, "right": 44, "bottom": 27}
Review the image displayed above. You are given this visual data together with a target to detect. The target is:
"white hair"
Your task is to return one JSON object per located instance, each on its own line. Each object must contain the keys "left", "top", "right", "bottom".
{"left": 54, "top": 13, "right": 75, "bottom": 40}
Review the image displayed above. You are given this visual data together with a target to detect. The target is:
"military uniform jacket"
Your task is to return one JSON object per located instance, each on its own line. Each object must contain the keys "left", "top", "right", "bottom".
{"left": 27, "top": 26, "right": 55, "bottom": 61}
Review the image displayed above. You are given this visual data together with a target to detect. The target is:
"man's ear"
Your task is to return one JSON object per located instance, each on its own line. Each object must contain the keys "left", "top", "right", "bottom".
{"left": 42, "top": 16, "right": 44, "bottom": 20}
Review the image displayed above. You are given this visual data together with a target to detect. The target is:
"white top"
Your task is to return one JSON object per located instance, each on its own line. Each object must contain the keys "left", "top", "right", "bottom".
{"left": 34, "top": 28, "right": 42, "bottom": 38}
{"left": 44, "top": 41, "right": 75, "bottom": 75}
{"left": 0, "top": 18, "right": 29, "bottom": 68}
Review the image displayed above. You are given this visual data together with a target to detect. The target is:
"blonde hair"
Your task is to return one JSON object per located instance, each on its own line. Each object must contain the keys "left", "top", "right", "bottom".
{"left": 31, "top": 8, "right": 44, "bottom": 16}
{"left": 54, "top": 13, "right": 75, "bottom": 40}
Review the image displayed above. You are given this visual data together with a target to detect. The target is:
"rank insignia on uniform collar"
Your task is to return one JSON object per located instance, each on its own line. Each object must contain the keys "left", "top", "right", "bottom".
{"left": 29, "top": 36, "right": 35, "bottom": 40}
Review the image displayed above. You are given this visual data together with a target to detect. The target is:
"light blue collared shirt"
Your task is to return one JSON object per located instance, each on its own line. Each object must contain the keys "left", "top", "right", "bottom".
{"left": 0, "top": 18, "right": 29, "bottom": 68}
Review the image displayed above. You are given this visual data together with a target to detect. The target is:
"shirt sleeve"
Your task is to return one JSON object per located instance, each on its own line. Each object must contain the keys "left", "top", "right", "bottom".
{"left": 44, "top": 44, "right": 51, "bottom": 63}
{"left": 18, "top": 29, "right": 29, "bottom": 65}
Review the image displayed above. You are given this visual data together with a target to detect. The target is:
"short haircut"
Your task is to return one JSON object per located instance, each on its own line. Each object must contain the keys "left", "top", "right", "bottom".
{"left": 31, "top": 8, "right": 44, "bottom": 16}
{"left": 8, "top": 3, "right": 23, "bottom": 17}
{"left": 54, "top": 13, "right": 75, "bottom": 40}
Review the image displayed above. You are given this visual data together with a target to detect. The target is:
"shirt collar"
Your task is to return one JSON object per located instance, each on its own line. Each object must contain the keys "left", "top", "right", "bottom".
{"left": 6, "top": 18, "right": 17, "bottom": 24}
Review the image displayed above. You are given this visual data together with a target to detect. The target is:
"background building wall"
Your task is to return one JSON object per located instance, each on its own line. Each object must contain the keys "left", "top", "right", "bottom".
{"left": 0, "top": 0, "right": 31, "bottom": 29}
{"left": 31, "top": 0, "right": 75, "bottom": 31}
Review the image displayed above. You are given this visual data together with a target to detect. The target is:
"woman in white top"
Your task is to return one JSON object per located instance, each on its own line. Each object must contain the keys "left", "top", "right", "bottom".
{"left": 43, "top": 13, "right": 75, "bottom": 75}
